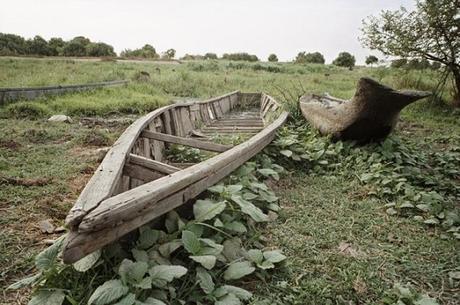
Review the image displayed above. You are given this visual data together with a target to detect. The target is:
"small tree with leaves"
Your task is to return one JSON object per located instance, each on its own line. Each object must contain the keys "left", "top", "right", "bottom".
{"left": 333, "top": 52, "right": 355, "bottom": 69}
{"left": 164, "top": 48, "right": 176, "bottom": 59}
{"left": 268, "top": 54, "right": 278, "bottom": 62}
{"left": 365, "top": 55, "right": 379, "bottom": 66}
{"left": 360, "top": 0, "right": 460, "bottom": 105}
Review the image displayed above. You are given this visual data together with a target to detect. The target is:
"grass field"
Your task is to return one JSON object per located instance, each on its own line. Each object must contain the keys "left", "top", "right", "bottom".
{"left": 0, "top": 57, "right": 458, "bottom": 305}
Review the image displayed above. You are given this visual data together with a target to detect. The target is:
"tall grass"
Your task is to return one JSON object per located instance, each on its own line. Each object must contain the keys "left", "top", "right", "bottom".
{"left": 0, "top": 57, "right": 456, "bottom": 118}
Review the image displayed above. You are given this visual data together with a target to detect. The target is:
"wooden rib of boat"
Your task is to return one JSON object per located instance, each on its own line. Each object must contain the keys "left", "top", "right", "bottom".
{"left": 299, "top": 77, "right": 431, "bottom": 143}
{"left": 63, "top": 91, "right": 288, "bottom": 263}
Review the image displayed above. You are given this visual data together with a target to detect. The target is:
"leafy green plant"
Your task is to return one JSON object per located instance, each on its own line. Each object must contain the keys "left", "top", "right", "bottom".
{"left": 268, "top": 123, "right": 460, "bottom": 238}
{"left": 9, "top": 155, "right": 287, "bottom": 305}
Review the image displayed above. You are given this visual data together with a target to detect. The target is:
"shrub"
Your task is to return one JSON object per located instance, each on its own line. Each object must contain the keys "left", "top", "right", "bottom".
{"left": 365, "top": 55, "right": 379, "bottom": 65}
{"left": 268, "top": 54, "right": 278, "bottom": 62}
{"left": 4, "top": 102, "right": 51, "bottom": 119}
{"left": 332, "top": 52, "right": 356, "bottom": 69}
{"left": 391, "top": 58, "right": 408, "bottom": 68}
{"left": 295, "top": 52, "right": 325, "bottom": 64}
{"left": 204, "top": 52, "right": 218, "bottom": 60}
{"left": 222, "top": 53, "right": 259, "bottom": 62}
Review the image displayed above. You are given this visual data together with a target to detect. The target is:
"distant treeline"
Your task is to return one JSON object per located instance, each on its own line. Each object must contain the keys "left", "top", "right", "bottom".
{"left": 0, "top": 33, "right": 116, "bottom": 57}
{"left": 180, "top": 52, "right": 259, "bottom": 62}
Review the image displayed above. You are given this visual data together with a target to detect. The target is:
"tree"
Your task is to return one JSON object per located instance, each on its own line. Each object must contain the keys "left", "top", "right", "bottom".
{"left": 222, "top": 53, "right": 258, "bottom": 62}
{"left": 295, "top": 52, "right": 325, "bottom": 64}
{"left": 204, "top": 53, "right": 218, "bottom": 60}
{"left": 360, "top": 0, "right": 460, "bottom": 105}
{"left": 164, "top": 48, "right": 176, "bottom": 59}
{"left": 365, "top": 55, "right": 379, "bottom": 66}
{"left": 268, "top": 54, "right": 278, "bottom": 62}
{"left": 48, "top": 37, "right": 65, "bottom": 56}
{"left": 0, "top": 33, "right": 28, "bottom": 55}
{"left": 86, "top": 42, "right": 116, "bottom": 57}
{"left": 333, "top": 52, "right": 356, "bottom": 69}
{"left": 63, "top": 36, "right": 90, "bottom": 56}
{"left": 27, "top": 35, "right": 51, "bottom": 56}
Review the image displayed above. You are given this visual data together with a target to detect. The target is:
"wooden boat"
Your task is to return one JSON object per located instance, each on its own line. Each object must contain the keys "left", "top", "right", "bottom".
{"left": 63, "top": 91, "right": 288, "bottom": 263}
{"left": 299, "top": 77, "right": 431, "bottom": 143}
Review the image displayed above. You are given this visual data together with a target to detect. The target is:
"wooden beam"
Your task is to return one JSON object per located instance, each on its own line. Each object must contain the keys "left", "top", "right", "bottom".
{"left": 129, "top": 154, "right": 180, "bottom": 175}
{"left": 141, "top": 130, "right": 232, "bottom": 153}
{"left": 123, "top": 164, "right": 164, "bottom": 182}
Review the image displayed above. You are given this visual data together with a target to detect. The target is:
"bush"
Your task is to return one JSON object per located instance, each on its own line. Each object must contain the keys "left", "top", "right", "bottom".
{"left": 268, "top": 54, "right": 278, "bottom": 62}
{"left": 332, "top": 52, "right": 356, "bottom": 69}
{"left": 4, "top": 102, "right": 51, "bottom": 119}
{"left": 251, "top": 64, "right": 281, "bottom": 73}
{"left": 295, "top": 52, "right": 325, "bottom": 64}
{"left": 204, "top": 52, "right": 218, "bottom": 60}
{"left": 222, "top": 53, "right": 259, "bottom": 62}
{"left": 120, "top": 44, "right": 158, "bottom": 59}
{"left": 391, "top": 58, "right": 408, "bottom": 68}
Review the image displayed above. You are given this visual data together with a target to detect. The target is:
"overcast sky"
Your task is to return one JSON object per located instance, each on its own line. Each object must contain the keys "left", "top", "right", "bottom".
{"left": 0, "top": 0, "right": 415, "bottom": 64}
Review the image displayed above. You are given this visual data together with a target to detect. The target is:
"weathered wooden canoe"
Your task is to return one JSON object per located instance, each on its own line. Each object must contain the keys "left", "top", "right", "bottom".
{"left": 63, "top": 91, "right": 288, "bottom": 263}
{"left": 299, "top": 77, "right": 431, "bottom": 143}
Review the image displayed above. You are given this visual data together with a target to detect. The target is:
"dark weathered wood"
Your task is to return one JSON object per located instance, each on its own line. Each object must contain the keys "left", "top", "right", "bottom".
{"left": 141, "top": 130, "right": 232, "bottom": 152}
{"left": 124, "top": 164, "right": 163, "bottom": 182}
{"left": 129, "top": 154, "right": 180, "bottom": 175}
{"left": 300, "top": 77, "right": 431, "bottom": 142}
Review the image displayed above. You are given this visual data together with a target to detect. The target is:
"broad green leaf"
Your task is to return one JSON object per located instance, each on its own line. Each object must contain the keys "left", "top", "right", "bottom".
{"left": 215, "top": 293, "right": 241, "bottom": 305}
{"left": 222, "top": 285, "right": 252, "bottom": 300}
{"left": 257, "top": 260, "right": 275, "bottom": 270}
{"left": 190, "top": 255, "right": 216, "bottom": 270}
{"left": 28, "top": 290, "right": 65, "bottom": 305}
{"left": 118, "top": 259, "right": 148, "bottom": 284}
{"left": 257, "top": 168, "right": 279, "bottom": 181}
{"left": 73, "top": 250, "right": 101, "bottom": 272}
{"left": 149, "top": 265, "right": 187, "bottom": 286}
{"left": 112, "top": 293, "right": 136, "bottom": 305}
{"left": 35, "top": 235, "right": 65, "bottom": 271}
{"left": 158, "top": 240, "right": 182, "bottom": 257}
{"left": 200, "top": 239, "right": 224, "bottom": 255}
{"left": 88, "top": 280, "right": 129, "bottom": 305}
{"left": 208, "top": 184, "right": 225, "bottom": 193}
{"left": 242, "top": 192, "right": 258, "bottom": 200}
{"left": 280, "top": 150, "right": 293, "bottom": 157}
{"left": 7, "top": 272, "right": 42, "bottom": 290}
{"left": 134, "top": 277, "right": 151, "bottom": 289}
{"left": 182, "top": 230, "right": 201, "bottom": 255}
{"left": 132, "top": 249, "right": 149, "bottom": 263}
{"left": 231, "top": 195, "right": 269, "bottom": 222}
{"left": 223, "top": 261, "right": 255, "bottom": 280}
{"left": 247, "top": 249, "right": 263, "bottom": 264}
{"left": 194, "top": 200, "right": 226, "bottom": 221}
{"left": 225, "top": 221, "right": 247, "bottom": 233}
{"left": 137, "top": 227, "right": 160, "bottom": 250}
{"left": 263, "top": 250, "right": 286, "bottom": 263}
{"left": 214, "top": 218, "right": 224, "bottom": 227}
{"left": 259, "top": 191, "right": 278, "bottom": 203}
{"left": 196, "top": 267, "right": 215, "bottom": 294}
{"left": 143, "top": 298, "right": 167, "bottom": 305}
{"left": 226, "top": 185, "right": 243, "bottom": 194}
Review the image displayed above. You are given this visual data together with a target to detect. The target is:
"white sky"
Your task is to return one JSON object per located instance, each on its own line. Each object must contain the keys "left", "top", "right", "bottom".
{"left": 0, "top": 0, "right": 415, "bottom": 64}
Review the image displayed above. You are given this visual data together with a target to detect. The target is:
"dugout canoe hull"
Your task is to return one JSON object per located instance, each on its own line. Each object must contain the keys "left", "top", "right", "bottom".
{"left": 63, "top": 91, "right": 288, "bottom": 263}
{"left": 299, "top": 77, "right": 431, "bottom": 143}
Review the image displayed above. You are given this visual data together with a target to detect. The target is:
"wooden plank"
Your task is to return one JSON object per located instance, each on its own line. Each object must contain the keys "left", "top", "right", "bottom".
{"left": 141, "top": 130, "right": 232, "bottom": 152}
{"left": 162, "top": 110, "right": 173, "bottom": 135}
{"left": 179, "top": 107, "right": 194, "bottom": 133}
{"left": 65, "top": 104, "right": 175, "bottom": 229}
{"left": 202, "top": 126, "right": 262, "bottom": 132}
{"left": 76, "top": 111, "right": 288, "bottom": 234}
{"left": 129, "top": 154, "right": 180, "bottom": 175}
{"left": 169, "top": 162, "right": 198, "bottom": 169}
{"left": 170, "top": 108, "right": 183, "bottom": 137}
{"left": 124, "top": 164, "right": 163, "bottom": 182}
{"left": 151, "top": 118, "right": 164, "bottom": 161}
